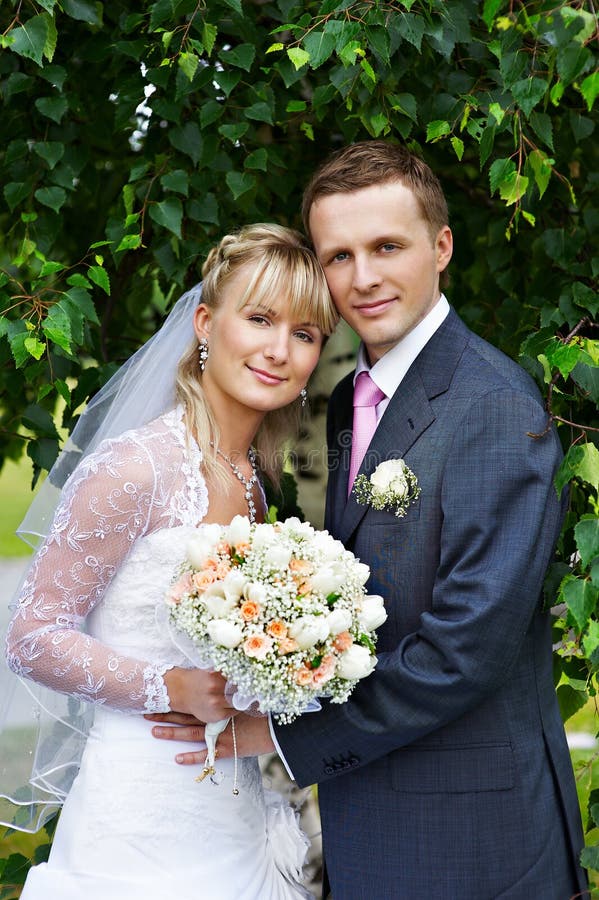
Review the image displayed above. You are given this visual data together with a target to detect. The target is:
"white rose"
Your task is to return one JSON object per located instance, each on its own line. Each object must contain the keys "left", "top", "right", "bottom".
{"left": 289, "top": 615, "right": 330, "bottom": 650}
{"left": 203, "top": 590, "right": 238, "bottom": 618}
{"left": 337, "top": 644, "right": 377, "bottom": 680}
{"left": 311, "top": 565, "right": 345, "bottom": 596}
{"left": 326, "top": 607, "right": 353, "bottom": 635}
{"left": 371, "top": 459, "right": 408, "bottom": 498}
{"left": 227, "top": 515, "right": 251, "bottom": 547}
{"left": 207, "top": 619, "right": 243, "bottom": 648}
{"left": 357, "top": 594, "right": 387, "bottom": 631}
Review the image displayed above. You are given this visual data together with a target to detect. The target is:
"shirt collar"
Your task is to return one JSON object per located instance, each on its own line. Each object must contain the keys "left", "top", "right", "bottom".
{"left": 354, "top": 294, "right": 450, "bottom": 398}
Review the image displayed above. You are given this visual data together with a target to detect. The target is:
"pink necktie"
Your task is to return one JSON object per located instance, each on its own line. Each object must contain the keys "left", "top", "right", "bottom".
{"left": 348, "top": 371, "right": 385, "bottom": 495}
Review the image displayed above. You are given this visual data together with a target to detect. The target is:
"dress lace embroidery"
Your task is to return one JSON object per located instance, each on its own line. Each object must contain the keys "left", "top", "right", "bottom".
{"left": 5, "top": 409, "right": 209, "bottom": 714}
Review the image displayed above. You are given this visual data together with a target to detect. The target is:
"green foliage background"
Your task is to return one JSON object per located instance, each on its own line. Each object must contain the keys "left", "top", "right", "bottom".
{"left": 0, "top": 0, "right": 597, "bottom": 889}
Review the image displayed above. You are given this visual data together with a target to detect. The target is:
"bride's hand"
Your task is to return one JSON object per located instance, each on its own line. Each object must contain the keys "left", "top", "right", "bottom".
{"left": 162, "top": 667, "right": 235, "bottom": 723}
{"left": 146, "top": 712, "right": 275, "bottom": 764}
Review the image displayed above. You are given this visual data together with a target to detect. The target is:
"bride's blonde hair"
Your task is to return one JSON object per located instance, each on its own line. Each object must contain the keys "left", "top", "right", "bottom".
{"left": 176, "top": 223, "right": 338, "bottom": 487}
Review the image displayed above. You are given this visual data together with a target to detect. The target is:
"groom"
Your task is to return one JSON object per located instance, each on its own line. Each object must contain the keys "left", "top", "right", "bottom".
{"left": 152, "top": 141, "right": 586, "bottom": 898}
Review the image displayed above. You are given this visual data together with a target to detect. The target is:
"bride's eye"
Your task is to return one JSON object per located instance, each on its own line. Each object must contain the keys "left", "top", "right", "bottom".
{"left": 247, "top": 314, "right": 270, "bottom": 326}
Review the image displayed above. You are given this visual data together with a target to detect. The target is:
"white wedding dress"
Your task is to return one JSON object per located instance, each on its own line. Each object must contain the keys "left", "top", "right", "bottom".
{"left": 6, "top": 408, "right": 312, "bottom": 900}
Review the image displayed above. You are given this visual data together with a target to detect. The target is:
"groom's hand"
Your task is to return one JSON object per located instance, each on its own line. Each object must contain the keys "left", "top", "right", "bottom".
{"left": 145, "top": 711, "right": 275, "bottom": 764}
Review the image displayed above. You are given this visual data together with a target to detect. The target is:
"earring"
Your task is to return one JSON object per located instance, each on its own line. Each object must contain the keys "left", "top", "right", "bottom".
{"left": 300, "top": 387, "right": 307, "bottom": 407}
{"left": 198, "top": 338, "right": 208, "bottom": 372}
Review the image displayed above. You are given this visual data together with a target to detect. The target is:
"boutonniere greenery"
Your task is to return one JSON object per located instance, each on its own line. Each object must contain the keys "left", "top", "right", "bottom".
{"left": 353, "top": 459, "right": 420, "bottom": 518}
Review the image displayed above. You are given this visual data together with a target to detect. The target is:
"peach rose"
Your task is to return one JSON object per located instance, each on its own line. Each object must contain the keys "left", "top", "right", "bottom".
{"left": 290, "top": 558, "right": 312, "bottom": 576}
{"left": 277, "top": 637, "right": 299, "bottom": 655}
{"left": 267, "top": 620, "right": 288, "bottom": 639}
{"left": 293, "top": 665, "right": 313, "bottom": 686}
{"left": 215, "top": 560, "right": 232, "bottom": 580}
{"left": 215, "top": 540, "right": 231, "bottom": 556}
{"left": 312, "top": 655, "right": 336, "bottom": 686}
{"left": 233, "top": 541, "right": 251, "bottom": 558}
{"left": 203, "top": 556, "right": 220, "bottom": 571}
{"left": 192, "top": 570, "right": 218, "bottom": 591}
{"left": 333, "top": 631, "right": 353, "bottom": 653}
{"left": 243, "top": 634, "right": 273, "bottom": 660}
{"left": 240, "top": 600, "right": 261, "bottom": 621}
{"left": 166, "top": 572, "right": 193, "bottom": 606}
{"left": 296, "top": 579, "right": 312, "bottom": 596}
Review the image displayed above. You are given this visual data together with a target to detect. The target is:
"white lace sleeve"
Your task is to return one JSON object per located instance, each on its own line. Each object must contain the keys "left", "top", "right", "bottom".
{"left": 5, "top": 438, "right": 174, "bottom": 714}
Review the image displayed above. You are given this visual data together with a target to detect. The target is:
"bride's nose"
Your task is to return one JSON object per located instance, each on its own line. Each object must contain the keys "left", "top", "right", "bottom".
{"left": 263, "top": 327, "right": 289, "bottom": 363}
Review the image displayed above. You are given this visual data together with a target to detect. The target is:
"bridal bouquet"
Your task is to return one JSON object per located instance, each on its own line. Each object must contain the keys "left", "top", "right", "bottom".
{"left": 166, "top": 515, "right": 387, "bottom": 726}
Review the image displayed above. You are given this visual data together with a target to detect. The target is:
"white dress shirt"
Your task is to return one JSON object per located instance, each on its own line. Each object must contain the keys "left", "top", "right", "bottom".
{"left": 269, "top": 294, "right": 450, "bottom": 776}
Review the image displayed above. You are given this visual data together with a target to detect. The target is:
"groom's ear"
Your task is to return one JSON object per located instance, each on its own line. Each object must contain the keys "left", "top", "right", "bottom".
{"left": 193, "top": 303, "right": 212, "bottom": 340}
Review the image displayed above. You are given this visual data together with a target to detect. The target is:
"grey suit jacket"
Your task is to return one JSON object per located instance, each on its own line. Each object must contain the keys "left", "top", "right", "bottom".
{"left": 275, "top": 310, "right": 586, "bottom": 899}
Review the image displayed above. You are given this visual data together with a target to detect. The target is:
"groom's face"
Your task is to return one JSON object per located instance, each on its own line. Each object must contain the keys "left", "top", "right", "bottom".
{"left": 308, "top": 181, "right": 452, "bottom": 363}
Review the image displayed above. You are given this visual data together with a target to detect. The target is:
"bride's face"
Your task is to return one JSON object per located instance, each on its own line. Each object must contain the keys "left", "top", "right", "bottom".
{"left": 193, "top": 263, "right": 324, "bottom": 420}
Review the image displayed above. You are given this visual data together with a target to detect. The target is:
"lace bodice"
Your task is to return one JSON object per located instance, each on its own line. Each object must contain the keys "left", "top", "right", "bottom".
{"left": 5, "top": 408, "right": 210, "bottom": 714}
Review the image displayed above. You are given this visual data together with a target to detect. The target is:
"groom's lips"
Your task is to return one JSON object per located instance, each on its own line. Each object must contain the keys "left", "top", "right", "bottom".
{"left": 355, "top": 298, "right": 396, "bottom": 316}
{"left": 248, "top": 366, "right": 286, "bottom": 385}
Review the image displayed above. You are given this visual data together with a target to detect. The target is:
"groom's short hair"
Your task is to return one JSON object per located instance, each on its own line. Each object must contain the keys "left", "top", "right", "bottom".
{"left": 302, "top": 140, "right": 449, "bottom": 243}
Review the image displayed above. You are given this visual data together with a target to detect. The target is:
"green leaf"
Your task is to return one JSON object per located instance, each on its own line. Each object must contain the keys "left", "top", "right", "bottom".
{"left": 116, "top": 233, "right": 142, "bottom": 252}
{"left": 245, "top": 149, "right": 268, "bottom": 171}
{"left": 33, "top": 141, "right": 65, "bottom": 170}
{"left": 511, "top": 77, "right": 547, "bottom": 118}
{"left": 285, "top": 100, "right": 307, "bottom": 112}
{"left": 202, "top": 22, "right": 217, "bottom": 56}
{"left": 244, "top": 101, "right": 274, "bottom": 125}
{"left": 489, "top": 157, "right": 515, "bottom": 195}
{"left": 397, "top": 12, "right": 425, "bottom": 50}
{"left": 61, "top": 0, "right": 102, "bottom": 25}
{"left": 34, "top": 186, "right": 67, "bottom": 213}
{"left": 579, "top": 72, "right": 599, "bottom": 113}
{"left": 528, "top": 149, "right": 552, "bottom": 199}
{"left": 7, "top": 15, "right": 49, "bottom": 66}
{"left": 562, "top": 575, "right": 598, "bottom": 632}
{"left": 169, "top": 123, "right": 202, "bottom": 165}
{"left": 200, "top": 100, "right": 224, "bottom": 129}
{"left": 544, "top": 339, "right": 585, "bottom": 379}
{"left": 389, "top": 93, "right": 418, "bottom": 123}
{"left": 35, "top": 95, "right": 68, "bottom": 123}
{"left": 225, "top": 171, "right": 256, "bottom": 200}
{"left": 219, "top": 122, "right": 249, "bottom": 142}
{"left": 557, "top": 43, "right": 591, "bottom": 87}
{"left": 23, "top": 336, "right": 46, "bottom": 360}
{"left": 575, "top": 516, "right": 599, "bottom": 568}
{"left": 529, "top": 111, "right": 554, "bottom": 151}
{"left": 488, "top": 102, "right": 505, "bottom": 125}
{"left": 580, "top": 845, "right": 599, "bottom": 873}
{"left": 482, "top": 0, "right": 503, "bottom": 30}
{"left": 88, "top": 265, "right": 111, "bottom": 295}
{"left": 149, "top": 197, "right": 183, "bottom": 238}
{"left": 426, "top": 120, "right": 451, "bottom": 142}
{"left": 41, "top": 302, "right": 73, "bottom": 352}
{"left": 220, "top": 43, "right": 255, "bottom": 72}
{"left": 178, "top": 51, "right": 199, "bottom": 82}
{"left": 556, "top": 683, "right": 587, "bottom": 723}
{"left": 450, "top": 137, "right": 464, "bottom": 160}
{"left": 555, "top": 443, "right": 599, "bottom": 495}
{"left": 303, "top": 29, "right": 336, "bottom": 69}
{"left": 4, "top": 182, "right": 30, "bottom": 211}
{"left": 287, "top": 47, "right": 310, "bottom": 70}
{"left": 499, "top": 172, "right": 528, "bottom": 206}
{"left": 160, "top": 170, "right": 189, "bottom": 195}
{"left": 213, "top": 70, "right": 241, "bottom": 97}
{"left": 64, "top": 286, "right": 100, "bottom": 325}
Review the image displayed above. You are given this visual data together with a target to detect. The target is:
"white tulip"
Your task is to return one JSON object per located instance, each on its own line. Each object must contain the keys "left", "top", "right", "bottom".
{"left": 204, "top": 592, "right": 238, "bottom": 618}
{"left": 227, "top": 515, "right": 251, "bottom": 547}
{"left": 357, "top": 594, "right": 387, "bottom": 631}
{"left": 207, "top": 619, "right": 243, "bottom": 648}
{"left": 353, "top": 562, "right": 371, "bottom": 586}
{"left": 326, "top": 607, "right": 353, "bottom": 635}
{"left": 289, "top": 615, "right": 330, "bottom": 650}
{"left": 222, "top": 570, "right": 247, "bottom": 602}
{"left": 337, "top": 644, "right": 376, "bottom": 679}
{"left": 269, "top": 544, "right": 293, "bottom": 571}
{"left": 243, "top": 581, "right": 268, "bottom": 604}
{"left": 311, "top": 566, "right": 344, "bottom": 596}
{"left": 186, "top": 524, "right": 223, "bottom": 567}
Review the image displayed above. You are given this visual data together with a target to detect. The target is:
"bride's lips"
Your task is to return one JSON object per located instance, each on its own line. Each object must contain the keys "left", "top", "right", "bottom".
{"left": 355, "top": 298, "right": 396, "bottom": 316}
{"left": 248, "top": 366, "right": 286, "bottom": 385}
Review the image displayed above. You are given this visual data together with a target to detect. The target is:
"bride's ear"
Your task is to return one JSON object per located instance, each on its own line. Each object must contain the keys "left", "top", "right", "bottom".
{"left": 193, "top": 304, "right": 212, "bottom": 341}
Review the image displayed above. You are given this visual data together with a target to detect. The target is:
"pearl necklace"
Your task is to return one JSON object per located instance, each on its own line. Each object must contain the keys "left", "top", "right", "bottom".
{"left": 210, "top": 442, "right": 258, "bottom": 523}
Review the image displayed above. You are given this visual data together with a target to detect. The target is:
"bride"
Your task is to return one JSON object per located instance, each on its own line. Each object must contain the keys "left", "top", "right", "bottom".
{"left": 2, "top": 223, "right": 338, "bottom": 899}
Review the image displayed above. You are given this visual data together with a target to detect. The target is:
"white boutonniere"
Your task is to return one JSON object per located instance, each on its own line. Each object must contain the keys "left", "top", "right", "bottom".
{"left": 353, "top": 459, "right": 420, "bottom": 518}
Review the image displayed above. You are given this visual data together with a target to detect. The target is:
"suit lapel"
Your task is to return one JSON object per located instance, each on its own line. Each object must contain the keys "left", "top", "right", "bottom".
{"left": 335, "top": 308, "right": 469, "bottom": 546}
